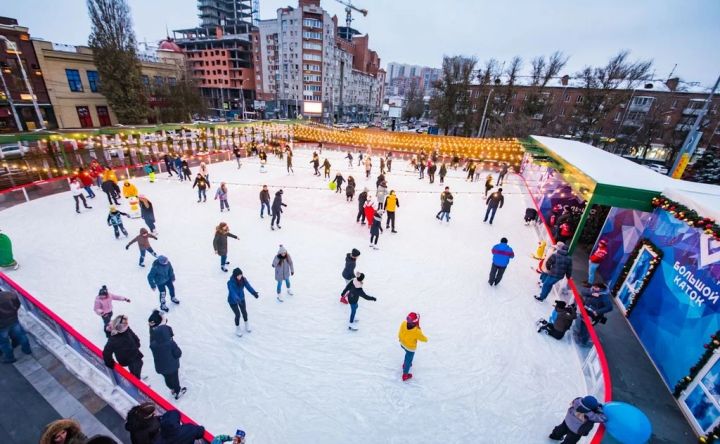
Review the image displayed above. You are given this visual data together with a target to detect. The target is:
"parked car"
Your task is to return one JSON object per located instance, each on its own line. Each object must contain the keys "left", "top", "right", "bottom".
{"left": 0, "top": 143, "right": 30, "bottom": 160}
{"left": 644, "top": 163, "right": 669, "bottom": 175}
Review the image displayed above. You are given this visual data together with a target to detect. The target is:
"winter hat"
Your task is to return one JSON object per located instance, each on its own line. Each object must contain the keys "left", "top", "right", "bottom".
{"left": 351, "top": 248, "right": 361, "bottom": 257}
{"left": 157, "top": 255, "right": 169, "bottom": 265}
{"left": 553, "top": 300, "right": 567, "bottom": 309}
{"left": 148, "top": 309, "right": 164, "bottom": 328}
{"left": 86, "top": 435, "right": 117, "bottom": 444}
{"left": 406, "top": 312, "right": 420, "bottom": 325}
{"left": 137, "top": 402, "right": 156, "bottom": 418}
{"left": 278, "top": 244, "right": 287, "bottom": 255}
{"left": 579, "top": 395, "right": 599, "bottom": 412}
{"left": 109, "top": 205, "right": 117, "bottom": 211}
{"left": 356, "top": 272, "right": 365, "bottom": 282}
{"left": 99, "top": 285, "right": 108, "bottom": 296}
{"left": 235, "top": 429, "right": 246, "bottom": 438}
{"left": 500, "top": 237, "right": 508, "bottom": 244}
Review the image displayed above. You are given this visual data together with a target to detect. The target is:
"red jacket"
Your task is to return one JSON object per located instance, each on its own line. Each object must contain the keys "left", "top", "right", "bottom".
{"left": 590, "top": 244, "right": 608, "bottom": 263}
{"left": 364, "top": 204, "right": 375, "bottom": 229}
{"left": 78, "top": 171, "right": 94, "bottom": 187}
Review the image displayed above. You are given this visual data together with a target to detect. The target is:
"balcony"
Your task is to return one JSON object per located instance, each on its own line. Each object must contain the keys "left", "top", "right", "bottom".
{"left": 682, "top": 108, "right": 703, "bottom": 116}
{"left": 629, "top": 103, "right": 652, "bottom": 113}
{"left": 675, "top": 123, "right": 692, "bottom": 132}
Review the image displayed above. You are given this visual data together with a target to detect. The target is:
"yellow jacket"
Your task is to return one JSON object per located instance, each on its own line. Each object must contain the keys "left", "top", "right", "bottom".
{"left": 122, "top": 181, "right": 138, "bottom": 198}
{"left": 385, "top": 193, "right": 398, "bottom": 212}
{"left": 398, "top": 321, "right": 428, "bottom": 351}
{"left": 102, "top": 169, "right": 118, "bottom": 183}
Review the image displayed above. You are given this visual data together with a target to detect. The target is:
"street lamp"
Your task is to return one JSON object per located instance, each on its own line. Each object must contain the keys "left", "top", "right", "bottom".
{"left": 0, "top": 35, "right": 46, "bottom": 130}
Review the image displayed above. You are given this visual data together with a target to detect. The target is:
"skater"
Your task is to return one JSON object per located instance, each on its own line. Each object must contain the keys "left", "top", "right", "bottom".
{"left": 148, "top": 310, "right": 186, "bottom": 400}
{"left": 548, "top": 396, "right": 607, "bottom": 444}
{"left": 346, "top": 151, "right": 353, "bottom": 167}
{"left": 341, "top": 248, "right": 361, "bottom": 303}
{"left": 439, "top": 162, "right": 447, "bottom": 184}
{"left": 364, "top": 156, "right": 372, "bottom": 178}
{"left": 376, "top": 173, "right": 385, "bottom": 190}
{"left": 497, "top": 163, "right": 509, "bottom": 186}
{"left": 125, "top": 402, "right": 160, "bottom": 444}
{"left": 427, "top": 161, "right": 437, "bottom": 184}
{"left": 357, "top": 151, "right": 363, "bottom": 166}
{"left": 71, "top": 178, "right": 93, "bottom": 213}
{"left": 147, "top": 255, "right": 179, "bottom": 312}
{"left": 232, "top": 145, "right": 242, "bottom": 168}
{"left": 102, "top": 315, "right": 144, "bottom": 379}
{"left": 122, "top": 180, "right": 139, "bottom": 199}
{"left": 380, "top": 157, "right": 386, "bottom": 175}
{"left": 0, "top": 230, "right": 19, "bottom": 270}
{"left": 138, "top": 195, "right": 156, "bottom": 233}
{"left": 259, "top": 185, "right": 272, "bottom": 218}
{"left": 181, "top": 159, "right": 192, "bottom": 181}
{"left": 485, "top": 175, "right": 494, "bottom": 198}
{"left": 192, "top": 173, "right": 210, "bottom": 202}
{"left": 101, "top": 176, "right": 121, "bottom": 205}
{"left": 346, "top": 176, "right": 356, "bottom": 202}
{"left": 126, "top": 228, "right": 158, "bottom": 267}
{"left": 215, "top": 182, "right": 230, "bottom": 212}
{"left": 363, "top": 197, "right": 376, "bottom": 229}
{"left": 107, "top": 206, "right": 129, "bottom": 239}
{"left": 227, "top": 268, "right": 259, "bottom": 336}
{"left": 466, "top": 161, "right": 476, "bottom": 182}
{"left": 451, "top": 153, "right": 460, "bottom": 170}
{"left": 586, "top": 240, "right": 609, "bottom": 286}
{"left": 143, "top": 163, "right": 156, "bottom": 183}
{"left": 484, "top": 188, "right": 504, "bottom": 224}
{"left": 155, "top": 410, "right": 205, "bottom": 444}
{"left": 489, "top": 237, "right": 515, "bottom": 286}
{"left": 399, "top": 312, "right": 428, "bottom": 381}
{"left": 0, "top": 290, "right": 32, "bottom": 363}
{"left": 272, "top": 245, "right": 294, "bottom": 302}
{"left": 534, "top": 242, "right": 573, "bottom": 301}
{"left": 77, "top": 167, "right": 96, "bottom": 198}
{"left": 270, "top": 189, "right": 286, "bottom": 230}
{"left": 537, "top": 300, "right": 576, "bottom": 340}
{"left": 334, "top": 172, "right": 345, "bottom": 193}
{"left": 174, "top": 155, "right": 184, "bottom": 181}
{"left": 376, "top": 180, "right": 388, "bottom": 209}
{"left": 310, "top": 152, "right": 320, "bottom": 176}
{"left": 384, "top": 190, "right": 399, "bottom": 233}
{"left": 211, "top": 429, "right": 246, "bottom": 444}
{"left": 199, "top": 162, "right": 210, "bottom": 182}
{"left": 340, "top": 272, "right": 376, "bottom": 330}
{"left": 357, "top": 187, "right": 369, "bottom": 224}
{"left": 322, "top": 158, "right": 331, "bottom": 179}
{"left": 163, "top": 154, "right": 175, "bottom": 177}
{"left": 436, "top": 187, "right": 453, "bottom": 222}
{"left": 286, "top": 148, "right": 294, "bottom": 174}
{"left": 524, "top": 208, "right": 539, "bottom": 225}
{"left": 213, "top": 222, "right": 238, "bottom": 272}
{"left": 89, "top": 159, "right": 105, "bottom": 186}
{"left": 94, "top": 285, "right": 131, "bottom": 337}
{"left": 418, "top": 159, "right": 426, "bottom": 179}
{"left": 387, "top": 154, "right": 393, "bottom": 173}
{"left": 369, "top": 209, "right": 384, "bottom": 249}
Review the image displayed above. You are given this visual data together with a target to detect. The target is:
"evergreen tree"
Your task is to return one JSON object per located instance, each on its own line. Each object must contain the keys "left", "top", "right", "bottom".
{"left": 684, "top": 147, "right": 720, "bottom": 184}
{"left": 87, "top": 0, "right": 148, "bottom": 124}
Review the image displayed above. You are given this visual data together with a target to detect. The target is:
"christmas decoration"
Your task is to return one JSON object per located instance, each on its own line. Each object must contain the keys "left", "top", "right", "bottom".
{"left": 611, "top": 239, "right": 662, "bottom": 317}
{"left": 651, "top": 195, "right": 720, "bottom": 241}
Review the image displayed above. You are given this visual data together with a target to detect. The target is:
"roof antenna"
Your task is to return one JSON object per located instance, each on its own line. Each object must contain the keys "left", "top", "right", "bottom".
{"left": 165, "top": 24, "right": 170, "bottom": 39}
{"left": 667, "top": 63, "right": 677, "bottom": 80}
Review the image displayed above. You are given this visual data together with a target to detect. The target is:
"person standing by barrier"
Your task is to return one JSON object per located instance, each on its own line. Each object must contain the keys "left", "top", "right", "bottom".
{"left": 489, "top": 237, "right": 515, "bottom": 286}
{"left": 102, "top": 314, "right": 145, "bottom": 379}
{"left": 148, "top": 310, "right": 186, "bottom": 400}
{"left": 272, "top": 245, "right": 294, "bottom": 302}
{"left": 399, "top": 312, "right": 428, "bottom": 381}
{"left": 148, "top": 255, "right": 179, "bottom": 312}
{"left": 155, "top": 410, "right": 205, "bottom": 444}
{"left": 484, "top": 188, "right": 504, "bottom": 225}
{"left": 125, "top": 402, "right": 160, "bottom": 444}
{"left": 94, "top": 285, "right": 130, "bottom": 337}
{"left": 0, "top": 290, "right": 31, "bottom": 363}
{"left": 534, "top": 242, "right": 573, "bottom": 302}
{"left": 548, "top": 396, "right": 607, "bottom": 443}
{"left": 211, "top": 429, "right": 246, "bottom": 444}
{"left": 40, "top": 419, "right": 88, "bottom": 444}
{"left": 70, "top": 177, "right": 93, "bottom": 213}
{"left": 585, "top": 240, "right": 609, "bottom": 287}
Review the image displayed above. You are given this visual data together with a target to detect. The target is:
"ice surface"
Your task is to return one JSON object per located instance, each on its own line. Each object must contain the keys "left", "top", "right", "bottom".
{"left": 2, "top": 147, "right": 586, "bottom": 443}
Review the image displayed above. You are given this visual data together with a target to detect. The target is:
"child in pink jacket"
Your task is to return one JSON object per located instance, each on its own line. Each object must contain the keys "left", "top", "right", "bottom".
{"left": 94, "top": 285, "right": 130, "bottom": 337}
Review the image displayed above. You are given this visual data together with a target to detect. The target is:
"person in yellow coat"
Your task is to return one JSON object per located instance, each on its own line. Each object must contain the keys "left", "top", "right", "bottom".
{"left": 102, "top": 168, "right": 118, "bottom": 184}
{"left": 122, "top": 180, "right": 139, "bottom": 199}
{"left": 383, "top": 190, "right": 399, "bottom": 233}
{"left": 398, "top": 312, "right": 427, "bottom": 381}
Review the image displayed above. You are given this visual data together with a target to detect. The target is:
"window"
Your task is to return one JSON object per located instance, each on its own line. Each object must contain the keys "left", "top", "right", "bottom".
{"left": 564, "top": 94, "right": 570, "bottom": 103}
{"left": 86, "top": 70, "right": 99, "bottom": 92}
{"left": 76, "top": 106, "right": 93, "bottom": 128}
{"left": 141, "top": 75, "right": 149, "bottom": 88}
{"left": 167, "top": 77, "right": 176, "bottom": 86}
{"left": 303, "top": 74, "right": 321, "bottom": 82}
{"left": 65, "top": 69, "right": 83, "bottom": 92}
{"left": 303, "top": 64, "right": 321, "bottom": 72}
{"left": 304, "top": 85, "right": 321, "bottom": 91}
{"left": 664, "top": 115, "right": 672, "bottom": 125}
{"left": 627, "top": 111, "right": 644, "bottom": 121}
{"left": 303, "top": 31, "right": 322, "bottom": 40}
{"left": 671, "top": 100, "right": 678, "bottom": 109}
{"left": 154, "top": 76, "right": 163, "bottom": 88}
{"left": 303, "top": 42, "right": 322, "bottom": 51}
{"left": 303, "top": 53, "right": 321, "bottom": 61}
{"left": 508, "top": 105, "right": 514, "bottom": 113}
{"left": 96, "top": 106, "right": 111, "bottom": 126}
{"left": 560, "top": 108, "right": 565, "bottom": 116}
{"left": 575, "top": 95, "right": 583, "bottom": 103}
{"left": 632, "top": 96, "right": 654, "bottom": 106}
{"left": 303, "top": 18, "right": 322, "bottom": 28}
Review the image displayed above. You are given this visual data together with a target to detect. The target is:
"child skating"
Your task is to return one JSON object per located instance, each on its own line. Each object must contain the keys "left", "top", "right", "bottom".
{"left": 399, "top": 312, "right": 428, "bottom": 381}
{"left": 272, "top": 245, "right": 294, "bottom": 302}
{"left": 215, "top": 182, "right": 230, "bottom": 212}
{"left": 340, "top": 272, "right": 376, "bottom": 330}
{"left": 107, "top": 206, "right": 129, "bottom": 239}
{"left": 126, "top": 228, "right": 158, "bottom": 267}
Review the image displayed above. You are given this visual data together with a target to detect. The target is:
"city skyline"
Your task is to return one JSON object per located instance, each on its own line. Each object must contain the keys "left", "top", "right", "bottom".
{"left": 2, "top": 0, "right": 719, "bottom": 86}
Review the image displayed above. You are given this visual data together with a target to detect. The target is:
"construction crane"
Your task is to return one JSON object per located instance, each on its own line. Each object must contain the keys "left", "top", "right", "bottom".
{"left": 334, "top": 0, "right": 368, "bottom": 30}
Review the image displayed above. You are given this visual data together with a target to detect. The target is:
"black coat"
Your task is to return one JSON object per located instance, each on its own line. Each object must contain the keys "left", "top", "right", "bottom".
{"left": 358, "top": 191, "right": 368, "bottom": 208}
{"left": 140, "top": 201, "right": 154, "bottom": 222}
{"left": 342, "top": 253, "right": 357, "bottom": 280}
{"left": 192, "top": 176, "right": 209, "bottom": 190}
{"left": 0, "top": 291, "right": 20, "bottom": 329}
{"left": 102, "top": 180, "right": 120, "bottom": 195}
{"left": 486, "top": 191, "right": 504, "bottom": 209}
{"left": 370, "top": 214, "right": 383, "bottom": 236}
{"left": 259, "top": 189, "right": 270, "bottom": 203}
{"left": 125, "top": 406, "right": 160, "bottom": 444}
{"left": 341, "top": 279, "right": 376, "bottom": 305}
{"left": 156, "top": 410, "right": 205, "bottom": 444}
{"left": 149, "top": 325, "right": 181, "bottom": 375}
{"left": 271, "top": 192, "right": 286, "bottom": 213}
{"left": 103, "top": 327, "right": 143, "bottom": 367}
{"left": 441, "top": 192, "right": 454, "bottom": 212}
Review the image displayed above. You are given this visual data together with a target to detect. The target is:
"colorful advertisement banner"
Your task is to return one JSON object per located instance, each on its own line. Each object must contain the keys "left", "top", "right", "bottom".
{"left": 595, "top": 207, "right": 654, "bottom": 285}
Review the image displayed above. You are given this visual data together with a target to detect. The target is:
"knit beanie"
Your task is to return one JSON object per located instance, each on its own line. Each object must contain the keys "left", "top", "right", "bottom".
{"left": 351, "top": 248, "right": 361, "bottom": 257}
{"left": 99, "top": 285, "right": 108, "bottom": 296}
{"left": 148, "top": 309, "right": 164, "bottom": 328}
{"left": 278, "top": 244, "right": 287, "bottom": 255}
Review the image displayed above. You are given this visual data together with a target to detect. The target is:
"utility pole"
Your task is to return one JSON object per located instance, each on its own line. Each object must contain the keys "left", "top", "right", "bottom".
{"left": 478, "top": 89, "right": 493, "bottom": 138}
{"left": 0, "top": 36, "right": 46, "bottom": 130}
{"left": 668, "top": 74, "right": 720, "bottom": 178}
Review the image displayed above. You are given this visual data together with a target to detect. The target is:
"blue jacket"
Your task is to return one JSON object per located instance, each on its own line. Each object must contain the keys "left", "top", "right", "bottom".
{"left": 491, "top": 242, "right": 515, "bottom": 267}
{"left": 156, "top": 410, "right": 204, "bottom": 444}
{"left": 227, "top": 277, "right": 258, "bottom": 304}
{"left": 149, "top": 324, "right": 181, "bottom": 375}
{"left": 582, "top": 289, "right": 613, "bottom": 315}
{"left": 148, "top": 260, "right": 175, "bottom": 287}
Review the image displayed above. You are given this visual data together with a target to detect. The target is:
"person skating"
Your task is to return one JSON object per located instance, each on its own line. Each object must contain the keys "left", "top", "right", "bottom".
{"left": 484, "top": 175, "right": 494, "bottom": 198}
{"left": 259, "top": 184, "right": 272, "bottom": 218}
{"left": 585, "top": 240, "right": 608, "bottom": 286}
{"left": 199, "top": 161, "right": 210, "bottom": 182}
{"left": 0, "top": 230, "right": 19, "bottom": 270}
{"left": 286, "top": 148, "right": 294, "bottom": 174}
{"left": 181, "top": 159, "right": 192, "bottom": 181}
{"left": 155, "top": 410, "right": 205, "bottom": 444}
{"left": 143, "top": 163, "right": 156, "bottom": 183}
{"left": 384, "top": 190, "right": 399, "bottom": 233}
{"left": 148, "top": 310, "right": 186, "bottom": 400}
{"left": 548, "top": 396, "right": 607, "bottom": 443}
{"left": 39, "top": 419, "right": 88, "bottom": 444}
{"left": 386, "top": 154, "right": 393, "bottom": 173}
{"left": 427, "top": 161, "right": 437, "bottom": 184}
{"left": 126, "top": 228, "right": 158, "bottom": 267}
{"left": 418, "top": 159, "right": 426, "bottom": 179}
{"left": 272, "top": 245, "right": 294, "bottom": 302}
{"left": 357, "top": 151, "right": 363, "bottom": 166}
{"left": 101, "top": 176, "right": 121, "bottom": 205}
{"left": 357, "top": 187, "right": 369, "bottom": 224}
{"left": 399, "top": 312, "right": 428, "bottom": 381}
{"left": 215, "top": 182, "right": 230, "bottom": 212}
{"left": 439, "top": 162, "right": 447, "bottom": 184}
{"left": 0, "top": 290, "right": 32, "bottom": 363}
{"left": 341, "top": 272, "right": 376, "bottom": 330}
{"left": 94, "top": 285, "right": 130, "bottom": 337}
{"left": 213, "top": 222, "right": 238, "bottom": 272}
{"left": 436, "top": 187, "right": 453, "bottom": 222}
{"left": 147, "top": 255, "right": 179, "bottom": 312}
{"left": 138, "top": 195, "right": 157, "bottom": 233}
{"left": 192, "top": 173, "right": 210, "bottom": 203}
{"left": 125, "top": 402, "right": 160, "bottom": 444}
{"left": 77, "top": 167, "right": 96, "bottom": 198}
{"left": 270, "top": 189, "right": 286, "bottom": 230}
{"left": 102, "top": 315, "right": 145, "bottom": 379}
{"left": 484, "top": 188, "right": 504, "bottom": 224}
{"left": 375, "top": 173, "right": 385, "bottom": 190}
{"left": 369, "top": 209, "right": 384, "bottom": 249}
{"left": 334, "top": 172, "right": 345, "bottom": 193}
{"left": 497, "top": 163, "right": 509, "bottom": 186}
{"left": 537, "top": 300, "right": 576, "bottom": 340}
{"left": 363, "top": 197, "right": 376, "bottom": 229}
{"left": 232, "top": 145, "right": 243, "bottom": 169}
{"left": 163, "top": 154, "right": 175, "bottom": 177}
{"left": 489, "top": 237, "right": 515, "bottom": 286}
{"left": 534, "top": 242, "right": 573, "bottom": 301}
{"left": 227, "top": 268, "right": 259, "bottom": 336}
{"left": 376, "top": 181, "right": 388, "bottom": 209}
{"left": 451, "top": 153, "right": 460, "bottom": 170}
{"left": 322, "top": 158, "right": 331, "bottom": 179}
{"left": 310, "top": 152, "right": 320, "bottom": 176}
{"left": 380, "top": 157, "right": 386, "bottom": 175}
{"left": 364, "top": 156, "right": 372, "bottom": 178}
{"left": 70, "top": 177, "right": 92, "bottom": 213}
{"left": 465, "top": 161, "right": 476, "bottom": 182}
{"left": 340, "top": 248, "right": 361, "bottom": 303}
{"left": 346, "top": 176, "right": 356, "bottom": 202}
{"left": 89, "top": 159, "right": 105, "bottom": 187}
{"left": 122, "top": 179, "right": 139, "bottom": 199}
{"left": 211, "top": 429, "right": 246, "bottom": 444}
{"left": 174, "top": 156, "right": 184, "bottom": 181}
{"left": 107, "top": 206, "right": 129, "bottom": 239}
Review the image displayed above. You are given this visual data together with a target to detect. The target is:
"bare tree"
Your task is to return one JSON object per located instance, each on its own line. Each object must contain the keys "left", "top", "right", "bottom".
{"left": 429, "top": 55, "right": 477, "bottom": 135}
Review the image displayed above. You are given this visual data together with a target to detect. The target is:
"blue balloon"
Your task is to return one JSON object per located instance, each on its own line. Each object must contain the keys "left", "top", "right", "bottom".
{"left": 603, "top": 402, "right": 652, "bottom": 444}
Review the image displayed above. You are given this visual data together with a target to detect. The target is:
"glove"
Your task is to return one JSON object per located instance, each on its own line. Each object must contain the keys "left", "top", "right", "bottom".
{"left": 215, "top": 435, "right": 233, "bottom": 443}
{"left": 125, "top": 246, "right": 129, "bottom": 250}
{"left": 254, "top": 293, "right": 260, "bottom": 299}
{"left": 291, "top": 272, "right": 294, "bottom": 276}
{"left": 126, "top": 298, "right": 131, "bottom": 302}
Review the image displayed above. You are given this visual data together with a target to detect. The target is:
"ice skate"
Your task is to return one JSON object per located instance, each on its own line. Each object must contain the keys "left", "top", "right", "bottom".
{"left": 244, "top": 321, "right": 252, "bottom": 332}
{"left": 276, "top": 294, "right": 284, "bottom": 302}
{"left": 171, "top": 297, "right": 180, "bottom": 304}
{"left": 533, "top": 295, "right": 544, "bottom": 302}
{"left": 286, "top": 288, "right": 294, "bottom": 296}
{"left": 348, "top": 322, "right": 358, "bottom": 331}
{"left": 235, "top": 325, "right": 244, "bottom": 337}
{"left": 173, "top": 387, "right": 187, "bottom": 400}
{"left": 221, "top": 267, "right": 228, "bottom": 272}
{"left": 402, "top": 373, "right": 413, "bottom": 381}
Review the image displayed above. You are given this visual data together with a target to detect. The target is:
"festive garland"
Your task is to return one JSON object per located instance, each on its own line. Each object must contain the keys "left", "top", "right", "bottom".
{"left": 651, "top": 195, "right": 720, "bottom": 241}
{"left": 674, "top": 330, "right": 720, "bottom": 402}
{"left": 611, "top": 239, "right": 662, "bottom": 317}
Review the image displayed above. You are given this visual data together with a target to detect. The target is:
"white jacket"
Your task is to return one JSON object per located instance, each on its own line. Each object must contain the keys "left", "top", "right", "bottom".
{"left": 71, "top": 181, "right": 83, "bottom": 196}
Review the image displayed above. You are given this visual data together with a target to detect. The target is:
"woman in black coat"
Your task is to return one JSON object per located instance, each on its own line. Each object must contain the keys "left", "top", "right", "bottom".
{"left": 102, "top": 315, "right": 144, "bottom": 379}
{"left": 139, "top": 196, "right": 156, "bottom": 233}
{"left": 148, "top": 310, "right": 185, "bottom": 399}
{"left": 270, "top": 189, "right": 286, "bottom": 230}
{"left": 125, "top": 402, "right": 161, "bottom": 444}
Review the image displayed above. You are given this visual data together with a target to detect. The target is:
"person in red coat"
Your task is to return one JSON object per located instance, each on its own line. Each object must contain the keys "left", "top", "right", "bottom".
{"left": 77, "top": 167, "right": 96, "bottom": 198}
{"left": 363, "top": 198, "right": 375, "bottom": 230}
{"left": 585, "top": 239, "right": 609, "bottom": 286}
{"left": 89, "top": 159, "right": 105, "bottom": 187}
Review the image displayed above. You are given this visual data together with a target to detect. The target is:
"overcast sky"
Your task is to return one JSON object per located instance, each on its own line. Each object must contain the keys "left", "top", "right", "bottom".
{"left": 3, "top": 0, "right": 719, "bottom": 87}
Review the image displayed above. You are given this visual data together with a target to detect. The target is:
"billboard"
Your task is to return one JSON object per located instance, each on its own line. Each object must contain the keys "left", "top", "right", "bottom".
{"left": 303, "top": 101, "right": 323, "bottom": 115}
{"left": 388, "top": 107, "right": 402, "bottom": 118}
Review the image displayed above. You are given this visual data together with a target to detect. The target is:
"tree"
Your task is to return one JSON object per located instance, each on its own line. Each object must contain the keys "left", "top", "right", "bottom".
{"left": 429, "top": 55, "right": 477, "bottom": 135}
{"left": 522, "top": 52, "right": 569, "bottom": 131}
{"left": 154, "top": 79, "right": 207, "bottom": 123}
{"left": 402, "top": 82, "right": 425, "bottom": 121}
{"left": 683, "top": 146, "right": 720, "bottom": 184}
{"left": 87, "top": 0, "right": 148, "bottom": 124}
